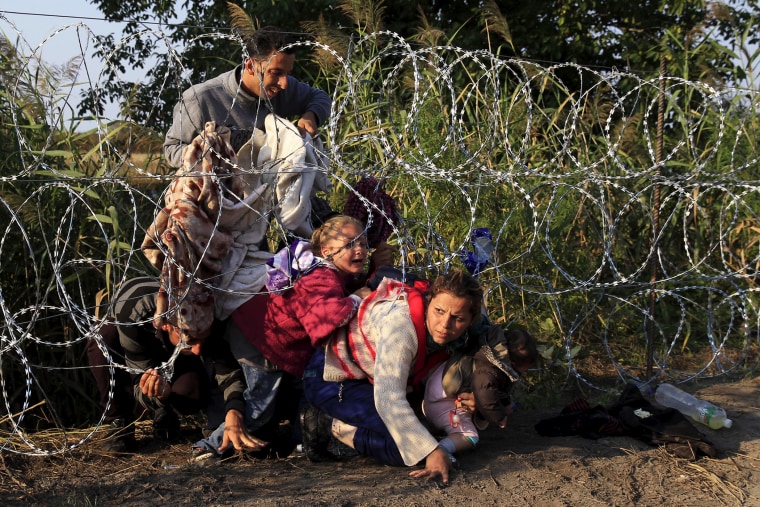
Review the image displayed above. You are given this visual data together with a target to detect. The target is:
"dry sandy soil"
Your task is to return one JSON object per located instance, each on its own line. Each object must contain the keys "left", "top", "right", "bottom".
{"left": 1, "top": 376, "right": 758, "bottom": 507}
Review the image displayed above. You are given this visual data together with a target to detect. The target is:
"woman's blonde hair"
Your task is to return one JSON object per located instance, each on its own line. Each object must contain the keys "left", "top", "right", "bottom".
{"left": 311, "top": 215, "right": 365, "bottom": 254}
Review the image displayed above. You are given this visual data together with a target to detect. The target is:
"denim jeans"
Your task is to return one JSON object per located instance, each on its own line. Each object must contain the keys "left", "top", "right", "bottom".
{"left": 303, "top": 348, "right": 404, "bottom": 466}
{"left": 194, "top": 362, "right": 283, "bottom": 452}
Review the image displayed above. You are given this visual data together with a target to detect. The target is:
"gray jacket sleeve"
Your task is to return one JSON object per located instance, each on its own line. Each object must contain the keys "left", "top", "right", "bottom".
{"left": 277, "top": 76, "right": 332, "bottom": 126}
{"left": 163, "top": 96, "right": 204, "bottom": 169}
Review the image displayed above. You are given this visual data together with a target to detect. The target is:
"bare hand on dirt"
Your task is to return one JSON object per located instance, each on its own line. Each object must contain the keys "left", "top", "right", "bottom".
{"left": 409, "top": 446, "right": 452, "bottom": 485}
{"left": 218, "top": 409, "right": 267, "bottom": 453}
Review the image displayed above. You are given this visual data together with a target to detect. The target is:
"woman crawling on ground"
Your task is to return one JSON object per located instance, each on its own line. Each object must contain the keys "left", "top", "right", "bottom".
{"left": 302, "top": 269, "right": 483, "bottom": 485}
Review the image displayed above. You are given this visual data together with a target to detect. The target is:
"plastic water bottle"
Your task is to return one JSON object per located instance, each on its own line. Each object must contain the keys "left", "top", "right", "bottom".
{"left": 654, "top": 383, "right": 732, "bottom": 430}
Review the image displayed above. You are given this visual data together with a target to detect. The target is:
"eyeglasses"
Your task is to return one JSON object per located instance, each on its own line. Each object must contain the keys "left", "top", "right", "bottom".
{"left": 343, "top": 237, "right": 369, "bottom": 251}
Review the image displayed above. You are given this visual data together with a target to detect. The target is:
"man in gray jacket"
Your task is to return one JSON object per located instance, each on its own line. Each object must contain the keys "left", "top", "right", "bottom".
{"left": 163, "top": 26, "right": 332, "bottom": 168}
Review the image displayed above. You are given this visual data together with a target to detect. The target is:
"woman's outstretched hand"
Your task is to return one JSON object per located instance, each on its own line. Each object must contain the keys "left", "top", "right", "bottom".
{"left": 409, "top": 446, "right": 452, "bottom": 485}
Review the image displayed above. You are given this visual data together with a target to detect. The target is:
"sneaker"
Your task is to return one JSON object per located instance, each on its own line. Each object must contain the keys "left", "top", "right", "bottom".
{"left": 328, "top": 439, "right": 358, "bottom": 459}
{"left": 299, "top": 404, "right": 337, "bottom": 462}
{"left": 100, "top": 417, "right": 137, "bottom": 453}
{"left": 153, "top": 406, "right": 181, "bottom": 442}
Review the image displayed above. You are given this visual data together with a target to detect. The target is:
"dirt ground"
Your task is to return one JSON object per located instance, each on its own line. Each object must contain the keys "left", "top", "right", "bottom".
{"left": 1, "top": 376, "right": 758, "bottom": 507}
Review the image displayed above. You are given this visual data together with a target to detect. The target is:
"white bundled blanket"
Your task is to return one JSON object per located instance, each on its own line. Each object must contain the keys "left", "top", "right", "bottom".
{"left": 217, "top": 114, "right": 330, "bottom": 319}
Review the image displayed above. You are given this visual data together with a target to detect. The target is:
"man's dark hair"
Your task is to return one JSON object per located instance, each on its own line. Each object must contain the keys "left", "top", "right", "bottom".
{"left": 246, "top": 26, "right": 296, "bottom": 58}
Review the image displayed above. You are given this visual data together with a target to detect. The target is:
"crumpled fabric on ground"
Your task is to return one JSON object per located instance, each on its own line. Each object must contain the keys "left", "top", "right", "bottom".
{"left": 608, "top": 383, "right": 719, "bottom": 459}
{"left": 534, "top": 397, "right": 624, "bottom": 440}
{"left": 535, "top": 383, "right": 718, "bottom": 460}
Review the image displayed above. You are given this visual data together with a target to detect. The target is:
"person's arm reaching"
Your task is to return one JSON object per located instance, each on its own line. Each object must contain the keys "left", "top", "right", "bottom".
{"left": 206, "top": 331, "right": 267, "bottom": 452}
{"left": 275, "top": 77, "right": 331, "bottom": 132}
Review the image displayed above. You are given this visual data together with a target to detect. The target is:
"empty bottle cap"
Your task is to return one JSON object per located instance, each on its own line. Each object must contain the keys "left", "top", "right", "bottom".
{"left": 724, "top": 418, "right": 733, "bottom": 429}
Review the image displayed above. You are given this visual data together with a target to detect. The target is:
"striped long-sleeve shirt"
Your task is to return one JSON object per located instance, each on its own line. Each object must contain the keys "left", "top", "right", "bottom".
{"left": 110, "top": 277, "right": 245, "bottom": 416}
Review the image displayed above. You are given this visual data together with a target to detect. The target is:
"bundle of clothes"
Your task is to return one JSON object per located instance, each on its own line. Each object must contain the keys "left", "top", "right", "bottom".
{"left": 141, "top": 116, "right": 330, "bottom": 335}
{"left": 535, "top": 383, "right": 718, "bottom": 460}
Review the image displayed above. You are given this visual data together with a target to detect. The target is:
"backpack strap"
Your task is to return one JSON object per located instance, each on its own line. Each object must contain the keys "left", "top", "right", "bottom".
{"left": 407, "top": 285, "right": 427, "bottom": 379}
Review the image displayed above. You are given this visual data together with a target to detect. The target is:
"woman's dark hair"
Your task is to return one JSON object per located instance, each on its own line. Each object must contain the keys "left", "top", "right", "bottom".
{"left": 428, "top": 268, "right": 483, "bottom": 321}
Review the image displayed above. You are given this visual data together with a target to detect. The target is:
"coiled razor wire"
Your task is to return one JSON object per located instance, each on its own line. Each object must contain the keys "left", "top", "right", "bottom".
{"left": 1, "top": 18, "right": 759, "bottom": 454}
